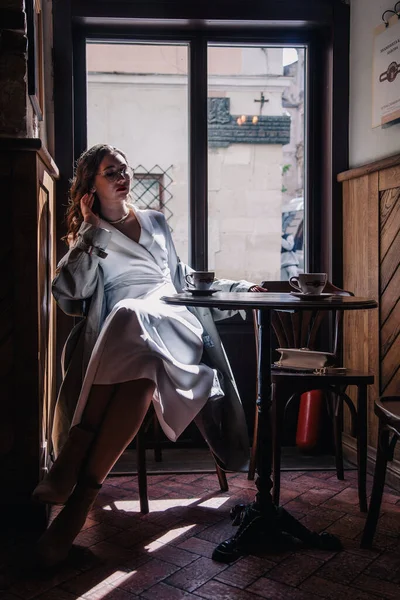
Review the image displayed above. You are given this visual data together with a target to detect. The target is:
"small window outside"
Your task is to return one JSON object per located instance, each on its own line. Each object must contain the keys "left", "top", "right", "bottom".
{"left": 131, "top": 167, "right": 174, "bottom": 227}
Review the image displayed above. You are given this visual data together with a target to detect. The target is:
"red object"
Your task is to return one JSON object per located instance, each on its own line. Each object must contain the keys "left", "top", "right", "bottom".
{"left": 296, "top": 390, "right": 324, "bottom": 450}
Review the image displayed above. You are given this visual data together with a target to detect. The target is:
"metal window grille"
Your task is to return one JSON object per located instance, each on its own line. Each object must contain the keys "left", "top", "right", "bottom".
{"left": 131, "top": 164, "right": 174, "bottom": 227}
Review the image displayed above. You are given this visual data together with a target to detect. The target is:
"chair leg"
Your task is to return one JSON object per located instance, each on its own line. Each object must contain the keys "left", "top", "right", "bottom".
{"left": 332, "top": 391, "right": 345, "bottom": 481}
{"left": 272, "top": 384, "right": 284, "bottom": 506}
{"left": 249, "top": 308, "right": 260, "bottom": 481}
{"left": 152, "top": 412, "right": 163, "bottom": 463}
{"left": 356, "top": 385, "right": 368, "bottom": 513}
{"left": 360, "top": 426, "right": 389, "bottom": 548}
{"left": 215, "top": 460, "right": 228, "bottom": 492}
{"left": 136, "top": 426, "right": 149, "bottom": 514}
{"left": 248, "top": 402, "right": 259, "bottom": 480}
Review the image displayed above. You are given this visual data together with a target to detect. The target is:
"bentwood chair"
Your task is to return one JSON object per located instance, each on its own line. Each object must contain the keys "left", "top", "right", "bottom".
{"left": 75, "top": 299, "right": 228, "bottom": 515}
{"left": 248, "top": 281, "right": 374, "bottom": 513}
{"left": 136, "top": 406, "right": 228, "bottom": 514}
{"left": 361, "top": 396, "right": 400, "bottom": 547}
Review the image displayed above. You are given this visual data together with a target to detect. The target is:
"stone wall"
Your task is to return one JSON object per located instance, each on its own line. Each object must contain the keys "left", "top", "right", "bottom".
{"left": 0, "top": 0, "right": 53, "bottom": 145}
{"left": 0, "top": 0, "right": 33, "bottom": 136}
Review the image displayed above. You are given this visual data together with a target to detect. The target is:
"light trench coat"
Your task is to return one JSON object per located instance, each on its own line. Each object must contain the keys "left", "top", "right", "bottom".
{"left": 51, "top": 209, "right": 255, "bottom": 471}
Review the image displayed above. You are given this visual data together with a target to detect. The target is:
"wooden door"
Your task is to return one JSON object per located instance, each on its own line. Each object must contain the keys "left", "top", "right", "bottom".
{"left": 0, "top": 140, "right": 58, "bottom": 528}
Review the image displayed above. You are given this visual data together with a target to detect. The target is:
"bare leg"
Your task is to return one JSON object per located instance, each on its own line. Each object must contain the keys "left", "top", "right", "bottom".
{"left": 84, "top": 378, "right": 155, "bottom": 484}
{"left": 33, "top": 378, "right": 154, "bottom": 504}
{"left": 80, "top": 382, "right": 118, "bottom": 430}
{"left": 32, "top": 383, "right": 118, "bottom": 504}
{"left": 35, "top": 378, "right": 155, "bottom": 567}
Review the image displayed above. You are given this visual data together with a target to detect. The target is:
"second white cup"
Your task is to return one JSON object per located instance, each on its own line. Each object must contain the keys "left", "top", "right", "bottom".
{"left": 289, "top": 273, "right": 327, "bottom": 295}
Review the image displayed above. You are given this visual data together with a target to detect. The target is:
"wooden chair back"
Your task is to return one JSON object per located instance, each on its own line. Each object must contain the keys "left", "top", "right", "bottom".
{"left": 256, "top": 281, "right": 352, "bottom": 357}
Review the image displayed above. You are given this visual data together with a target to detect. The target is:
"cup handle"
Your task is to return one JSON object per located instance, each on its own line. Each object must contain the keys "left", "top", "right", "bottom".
{"left": 185, "top": 274, "right": 194, "bottom": 287}
{"left": 289, "top": 277, "right": 301, "bottom": 292}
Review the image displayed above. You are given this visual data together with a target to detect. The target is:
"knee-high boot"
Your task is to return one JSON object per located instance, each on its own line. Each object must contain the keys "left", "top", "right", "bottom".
{"left": 32, "top": 425, "right": 95, "bottom": 505}
{"left": 35, "top": 479, "right": 102, "bottom": 568}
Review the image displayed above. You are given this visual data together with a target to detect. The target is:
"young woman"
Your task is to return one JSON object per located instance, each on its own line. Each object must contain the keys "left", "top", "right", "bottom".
{"left": 33, "top": 144, "right": 265, "bottom": 567}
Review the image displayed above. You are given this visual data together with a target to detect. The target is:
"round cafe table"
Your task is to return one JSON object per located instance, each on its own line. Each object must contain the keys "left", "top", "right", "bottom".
{"left": 161, "top": 292, "right": 378, "bottom": 562}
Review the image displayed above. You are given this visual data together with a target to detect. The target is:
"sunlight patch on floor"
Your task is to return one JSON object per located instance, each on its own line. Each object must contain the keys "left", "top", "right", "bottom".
{"left": 197, "top": 496, "right": 230, "bottom": 508}
{"left": 102, "top": 497, "right": 200, "bottom": 512}
{"left": 145, "top": 524, "right": 198, "bottom": 550}
{"left": 86, "top": 570, "right": 134, "bottom": 598}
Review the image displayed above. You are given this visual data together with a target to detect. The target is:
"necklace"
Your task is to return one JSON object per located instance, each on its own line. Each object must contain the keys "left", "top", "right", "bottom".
{"left": 102, "top": 208, "right": 130, "bottom": 225}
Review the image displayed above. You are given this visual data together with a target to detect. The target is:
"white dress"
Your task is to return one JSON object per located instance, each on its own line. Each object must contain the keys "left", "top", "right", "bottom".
{"left": 71, "top": 211, "right": 217, "bottom": 441}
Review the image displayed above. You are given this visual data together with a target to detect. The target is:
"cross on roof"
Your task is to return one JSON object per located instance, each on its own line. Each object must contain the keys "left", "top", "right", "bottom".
{"left": 254, "top": 92, "right": 269, "bottom": 114}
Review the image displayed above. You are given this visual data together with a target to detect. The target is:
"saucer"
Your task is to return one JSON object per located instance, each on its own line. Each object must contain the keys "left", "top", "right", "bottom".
{"left": 290, "top": 292, "right": 334, "bottom": 300}
{"left": 183, "top": 287, "right": 221, "bottom": 296}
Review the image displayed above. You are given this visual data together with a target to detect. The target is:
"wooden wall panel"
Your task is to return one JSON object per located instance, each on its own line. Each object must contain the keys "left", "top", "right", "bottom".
{"left": 342, "top": 173, "right": 380, "bottom": 448}
{"left": 380, "top": 189, "right": 400, "bottom": 256}
{"left": 379, "top": 166, "right": 400, "bottom": 191}
{"left": 340, "top": 156, "right": 400, "bottom": 486}
{"left": 380, "top": 188, "right": 400, "bottom": 397}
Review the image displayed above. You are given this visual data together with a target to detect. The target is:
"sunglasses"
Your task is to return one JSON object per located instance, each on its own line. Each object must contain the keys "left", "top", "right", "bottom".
{"left": 98, "top": 166, "right": 134, "bottom": 183}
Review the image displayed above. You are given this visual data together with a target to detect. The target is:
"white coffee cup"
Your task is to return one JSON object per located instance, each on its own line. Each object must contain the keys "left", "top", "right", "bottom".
{"left": 289, "top": 273, "right": 327, "bottom": 295}
{"left": 185, "top": 271, "right": 215, "bottom": 291}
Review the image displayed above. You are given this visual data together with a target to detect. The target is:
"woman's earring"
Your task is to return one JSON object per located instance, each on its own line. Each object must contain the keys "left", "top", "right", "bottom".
{"left": 90, "top": 187, "right": 96, "bottom": 193}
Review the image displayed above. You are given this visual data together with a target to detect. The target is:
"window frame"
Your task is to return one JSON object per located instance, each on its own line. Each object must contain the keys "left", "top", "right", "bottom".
{"left": 55, "top": 2, "right": 349, "bottom": 283}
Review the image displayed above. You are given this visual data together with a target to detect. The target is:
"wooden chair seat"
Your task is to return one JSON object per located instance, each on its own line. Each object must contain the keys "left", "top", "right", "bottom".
{"left": 271, "top": 369, "right": 374, "bottom": 385}
{"left": 361, "top": 396, "right": 400, "bottom": 547}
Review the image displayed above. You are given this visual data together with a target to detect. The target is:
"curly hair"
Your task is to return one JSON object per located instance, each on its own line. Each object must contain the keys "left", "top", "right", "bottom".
{"left": 63, "top": 144, "right": 128, "bottom": 243}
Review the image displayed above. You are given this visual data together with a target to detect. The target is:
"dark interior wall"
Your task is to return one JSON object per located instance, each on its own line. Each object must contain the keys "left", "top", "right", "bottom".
{"left": 0, "top": 0, "right": 57, "bottom": 527}
{"left": 0, "top": 1, "right": 56, "bottom": 528}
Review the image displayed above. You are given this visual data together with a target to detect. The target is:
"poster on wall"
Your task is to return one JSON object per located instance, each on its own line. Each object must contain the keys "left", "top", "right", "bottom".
{"left": 372, "top": 15, "right": 400, "bottom": 128}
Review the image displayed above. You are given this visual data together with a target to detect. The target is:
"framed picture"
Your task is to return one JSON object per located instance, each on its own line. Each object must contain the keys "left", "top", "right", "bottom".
{"left": 372, "top": 14, "right": 400, "bottom": 128}
{"left": 26, "top": 0, "right": 44, "bottom": 121}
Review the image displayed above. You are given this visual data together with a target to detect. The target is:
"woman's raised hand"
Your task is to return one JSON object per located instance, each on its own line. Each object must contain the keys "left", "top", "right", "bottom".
{"left": 80, "top": 193, "right": 100, "bottom": 227}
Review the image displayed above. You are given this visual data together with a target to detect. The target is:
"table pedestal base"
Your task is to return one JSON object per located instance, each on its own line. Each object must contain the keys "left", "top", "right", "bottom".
{"left": 212, "top": 501, "right": 342, "bottom": 563}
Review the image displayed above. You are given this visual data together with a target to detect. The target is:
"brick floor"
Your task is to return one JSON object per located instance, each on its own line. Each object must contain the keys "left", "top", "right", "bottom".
{"left": 1, "top": 469, "right": 399, "bottom": 599}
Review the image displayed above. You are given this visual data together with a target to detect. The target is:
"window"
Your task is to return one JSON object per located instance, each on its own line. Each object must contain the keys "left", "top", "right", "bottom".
{"left": 85, "top": 39, "right": 306, "bottom": 280}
